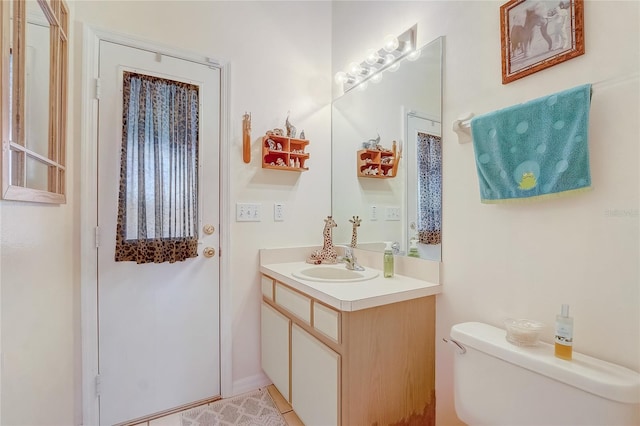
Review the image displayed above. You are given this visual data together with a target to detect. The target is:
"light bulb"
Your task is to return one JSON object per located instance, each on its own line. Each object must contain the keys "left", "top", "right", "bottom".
{"left": 383, "top": 35, "right": 399, "bottom": 52}
{"left": 389, "top": 62, "right": 400, "bottom": 72}
{"left": 370, "top": 72, "right": 383, "bottom": 84}
{"left": 384, "top": 54, "right": 395, "bottom": 66}
{"left": 348, "top": 61, "right": 362, "bottom": 75}
{"left": 357, "top": 81, "right": 369, "bottom": 91}
{"left": 407, "top": 49, "right": 421, "bottom": 61}
{"left": 334, "top": 71, "right": 347, "bottom": 84}
{"left": 365, "top": 49, "right": 380, "bottom": 65}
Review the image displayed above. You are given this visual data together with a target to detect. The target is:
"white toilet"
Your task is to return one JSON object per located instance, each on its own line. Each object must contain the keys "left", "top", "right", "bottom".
{"left": 449, "top": 322, "right": 640, "bottom": 426}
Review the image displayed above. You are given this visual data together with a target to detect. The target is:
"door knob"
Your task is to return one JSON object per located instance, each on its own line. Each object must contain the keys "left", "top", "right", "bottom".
{"left": 203, "top": 247, "right": 216, "bottom": 258}
{"left": 203, "top": 224, "right": 215, "bottom": 235}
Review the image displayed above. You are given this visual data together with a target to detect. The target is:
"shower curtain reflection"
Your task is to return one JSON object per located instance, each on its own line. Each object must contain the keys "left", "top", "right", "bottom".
{"left": 417, "top": 132, "right": 442, "bottom": 245}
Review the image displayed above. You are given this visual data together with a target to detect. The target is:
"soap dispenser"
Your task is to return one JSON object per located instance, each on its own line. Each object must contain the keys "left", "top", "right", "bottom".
{"left": 383, "top": 241, "right": 394, "bottom": 278}
{"left": 408, "top": 239, "right": 420, "bottom": 258}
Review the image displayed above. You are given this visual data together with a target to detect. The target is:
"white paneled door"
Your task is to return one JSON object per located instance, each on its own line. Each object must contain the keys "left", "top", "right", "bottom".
{"left": 97, "top": 40, "right": 220, "bottom": 425}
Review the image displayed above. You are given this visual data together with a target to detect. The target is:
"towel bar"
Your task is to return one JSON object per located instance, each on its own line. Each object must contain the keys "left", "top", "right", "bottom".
{"left": 452, "top": 74, "right": 638, "bottom": 146}
{"left": 452, "top": 112, "right": 474, "bottom": 144}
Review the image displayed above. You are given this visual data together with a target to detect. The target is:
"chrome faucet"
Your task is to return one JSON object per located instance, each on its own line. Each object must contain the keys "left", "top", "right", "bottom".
{"left": 337, "top": 245, "right": 365, "bottom": 271}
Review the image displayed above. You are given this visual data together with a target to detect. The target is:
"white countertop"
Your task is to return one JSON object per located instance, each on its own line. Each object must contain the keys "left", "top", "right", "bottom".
{"left": 260, "top": 261, "right": 441, "bottom": 312}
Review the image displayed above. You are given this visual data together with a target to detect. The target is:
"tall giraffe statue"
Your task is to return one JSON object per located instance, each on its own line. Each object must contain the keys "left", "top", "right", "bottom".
{"left": 306, "top": 216, "right": 338, "bottom": 264}
{"left": 349, "top": 216, "right": 361, "bottom": 248}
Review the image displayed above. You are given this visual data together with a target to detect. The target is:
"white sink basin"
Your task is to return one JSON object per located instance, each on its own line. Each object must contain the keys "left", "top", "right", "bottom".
{"left": 292, "top": 265, "right": 379, "bottom": 282}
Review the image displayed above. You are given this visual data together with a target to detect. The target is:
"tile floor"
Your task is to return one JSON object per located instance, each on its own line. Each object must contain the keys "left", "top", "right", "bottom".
{"left": 130, "top": 385, "right": 303, "bottom": 426}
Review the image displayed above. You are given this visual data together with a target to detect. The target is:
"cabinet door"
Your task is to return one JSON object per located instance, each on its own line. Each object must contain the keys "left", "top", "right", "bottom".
{"left": 291, "top": 324, "right": 340, "bottom": 425}
{"left": 261, "top": 302, "right": 290, "bottom": 401}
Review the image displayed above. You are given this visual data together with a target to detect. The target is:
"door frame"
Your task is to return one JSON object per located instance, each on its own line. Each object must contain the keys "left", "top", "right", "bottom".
{"left": 79, "top": 25, "right": 232, "bottom": 426}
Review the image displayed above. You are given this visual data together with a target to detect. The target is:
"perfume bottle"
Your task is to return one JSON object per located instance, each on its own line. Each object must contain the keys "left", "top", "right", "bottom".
{"left": 554, "top": 304, "right": 573, "bottom": 360}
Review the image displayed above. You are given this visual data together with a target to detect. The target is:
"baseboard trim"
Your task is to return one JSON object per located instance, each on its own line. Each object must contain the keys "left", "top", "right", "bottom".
{"left": 231, "top": 372, "right": 271, "bottom": 397}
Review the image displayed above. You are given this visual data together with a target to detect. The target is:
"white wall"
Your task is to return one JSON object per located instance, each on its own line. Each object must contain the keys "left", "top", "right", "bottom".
{"left": 1, "top": 3, "right": 79, "bottom": 426}
{"left": 332, "top": 1, "right": 639, "bottom": 425}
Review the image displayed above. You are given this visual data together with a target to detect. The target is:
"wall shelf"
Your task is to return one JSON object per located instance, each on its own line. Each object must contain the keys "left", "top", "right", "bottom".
{"left": 357, "top": 149, "right": 398, "bottom": 178}
{"left": 262, "top": 135, "right": 310, "bottom": 172}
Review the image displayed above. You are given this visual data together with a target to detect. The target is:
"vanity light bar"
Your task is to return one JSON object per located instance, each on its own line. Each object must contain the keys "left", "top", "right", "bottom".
{"left": 336, "top": 25, "right": 417, "bottom": 93}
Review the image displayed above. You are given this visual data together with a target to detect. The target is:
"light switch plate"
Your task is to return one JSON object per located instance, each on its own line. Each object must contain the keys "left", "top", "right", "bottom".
{"left": 236, "top": 203, "right": 261, "bottom": 222}
{"left": 385, "top": 207, "right": 401, "bottom": 221}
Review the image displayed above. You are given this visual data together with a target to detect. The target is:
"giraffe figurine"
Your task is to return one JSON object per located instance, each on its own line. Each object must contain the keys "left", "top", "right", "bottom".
{"left": 306, "top": 216, "right": 338, "bottom": 264}
{"left": 349, "top": 216, "right": 361, "bottom": 248}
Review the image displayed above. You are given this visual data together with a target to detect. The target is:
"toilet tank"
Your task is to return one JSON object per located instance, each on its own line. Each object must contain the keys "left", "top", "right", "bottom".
{"left": 450, "top": 322, "right": 640, "bottom": 426}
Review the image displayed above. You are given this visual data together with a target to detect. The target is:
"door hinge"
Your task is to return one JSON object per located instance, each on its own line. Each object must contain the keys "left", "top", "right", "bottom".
{"left": 95, "top": 226, "right": 100, "bottom": 248}
{"left": 95, "top": 78, "right": 101, "bottom": 100}
{"left": 95, "top": 374, "right": 102, "bottom": 397}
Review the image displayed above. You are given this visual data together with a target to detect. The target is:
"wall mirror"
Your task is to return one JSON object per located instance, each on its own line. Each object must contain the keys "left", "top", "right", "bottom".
{"left": 331, "top": 36, "right": 443, "bottom": 261}
{"left": 1, "top": 0, "right": 68, "bottom": 204}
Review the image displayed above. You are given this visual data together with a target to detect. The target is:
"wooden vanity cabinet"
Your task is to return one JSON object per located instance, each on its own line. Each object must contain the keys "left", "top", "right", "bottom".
{"left": 260, "top": 274, "right": 436, "bottom": 426}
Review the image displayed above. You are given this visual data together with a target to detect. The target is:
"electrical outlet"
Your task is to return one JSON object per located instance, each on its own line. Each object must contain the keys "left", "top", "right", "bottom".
{"left": 385, "top": 207, "right": 401, "bottom": 221}
{"left": 370, "top": 205, "right": 378, "bottom": 221}
{"left": 236, "top": 203, "right": 261, "bottom": 222}
{"left": 274, "top": 203, "right": 285, "bottom": 222}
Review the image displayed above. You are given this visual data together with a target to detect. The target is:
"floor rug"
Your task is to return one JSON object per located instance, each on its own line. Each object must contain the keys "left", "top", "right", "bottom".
{"left": 180, "top": 388, "right": 287, "bottom": 426}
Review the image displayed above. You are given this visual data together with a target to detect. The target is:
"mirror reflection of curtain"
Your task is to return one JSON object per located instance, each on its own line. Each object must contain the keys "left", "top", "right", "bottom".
{"left": 417, "top": 132, "right": 442, "bottom": 245}
{"left": 115, "top": 72, "right": 200, "bottom": 264}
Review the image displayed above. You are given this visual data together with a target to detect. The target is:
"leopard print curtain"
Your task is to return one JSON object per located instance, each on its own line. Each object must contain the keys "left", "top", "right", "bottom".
{"left": 417, "top": 132, "right": 442, "bottom": 245}
{"left": 115, "top": 72, "right": 199, "bottom": 264}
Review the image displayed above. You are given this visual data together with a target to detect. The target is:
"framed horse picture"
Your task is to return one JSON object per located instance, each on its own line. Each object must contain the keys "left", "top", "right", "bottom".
{"left": 500, "top": 0, "right": 584, "bottom": 84}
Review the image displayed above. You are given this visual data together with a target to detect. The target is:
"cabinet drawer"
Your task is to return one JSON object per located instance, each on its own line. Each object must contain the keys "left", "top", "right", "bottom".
{"left": 275, "top": 282, "right": 311, "bottom": 324}
{"left": 313, "top": 302, "right": 340, "bottom": 342}
{"left": 261, "top": 275, "right": 274, "bottom": 300}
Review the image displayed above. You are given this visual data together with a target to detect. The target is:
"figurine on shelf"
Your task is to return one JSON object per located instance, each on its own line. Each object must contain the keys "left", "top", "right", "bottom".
{"left": 299, "top": 130, "right": 305, "bottom": 140}
{"left": 285, "top": 112, "right": 297, "bottom": 138}
{"left": 275, "top": 158, "right": 287, "bottom": 167}
{"left": 266, "top": 128, "right": 284, "bottom": 137}
{"left": 266, "top": 138, "right": 276, "bottom": 150}
{"left": 276, "top": 142, "right": 283, "bottom": 151}
{"left": 363, "top": 166, "right": 378, "bottom": 175}
{"left": 363, "top": 133, "right": 381, "bottom": 150}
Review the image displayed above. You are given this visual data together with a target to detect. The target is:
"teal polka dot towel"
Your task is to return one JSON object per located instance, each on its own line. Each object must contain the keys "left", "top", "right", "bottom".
{"left": 470, "top": 84, "right": 592, "bottom": 203}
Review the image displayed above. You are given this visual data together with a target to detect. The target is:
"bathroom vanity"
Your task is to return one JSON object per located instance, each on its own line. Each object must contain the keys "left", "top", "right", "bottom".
{"left": 260, "top": 247, "right": 441, "bottom": 425}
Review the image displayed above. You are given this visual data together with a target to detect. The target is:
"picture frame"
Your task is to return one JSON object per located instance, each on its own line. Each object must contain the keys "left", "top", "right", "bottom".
{"left": 500, "top": 0, "right": 584, "bottom": 84}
